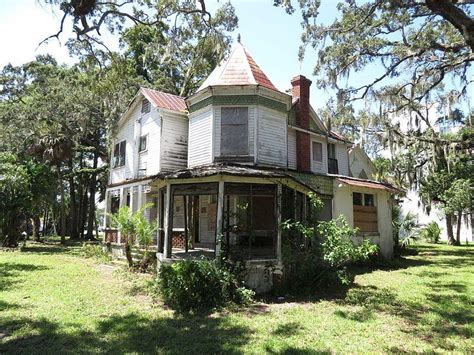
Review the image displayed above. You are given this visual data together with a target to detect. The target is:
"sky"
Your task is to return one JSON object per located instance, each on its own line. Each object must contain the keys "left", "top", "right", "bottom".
{"left": 0, "top": 0, "right": 340, "bottom": 109}
{"left": 0, "top": 0, "right": 471, "bottom": 112}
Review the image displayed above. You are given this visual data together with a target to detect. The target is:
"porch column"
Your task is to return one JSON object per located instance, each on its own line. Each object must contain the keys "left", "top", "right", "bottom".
{"left": 129, "top": 186, "right": 135, "bottom": 212}
{"left": 277, "top": 183, "right": 282, "bottom": 261}
{"left": 118, "top": 188, "right": 126, "bottom": 244}
{"left": 103, "top": 191, "right": 109, "bottom": 242}
{"left": 163, "top": 183, "right": 173, "bottom": 258}
{"left": 215, "top": 180, "right": 225, "bottom": 259}
{"left": 137, "top": 185, "right": 143, "bottom": 212}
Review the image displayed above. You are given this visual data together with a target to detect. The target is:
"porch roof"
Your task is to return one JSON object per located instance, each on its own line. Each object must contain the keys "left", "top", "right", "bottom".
{"left": 153, "top": 163, "right": 328, "bottom": 194}
{"left": 336, "top": 176, "right": 403, "bottom": 194}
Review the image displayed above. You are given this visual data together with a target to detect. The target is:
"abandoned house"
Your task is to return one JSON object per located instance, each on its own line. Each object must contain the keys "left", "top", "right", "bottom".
{"left": 104, "top": 42, "right": 399, "bottom": 292}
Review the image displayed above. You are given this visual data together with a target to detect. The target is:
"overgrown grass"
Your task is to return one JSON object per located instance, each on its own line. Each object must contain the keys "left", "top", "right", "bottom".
{"left": 0, "top": 241, "right": 472, "bottom": 353}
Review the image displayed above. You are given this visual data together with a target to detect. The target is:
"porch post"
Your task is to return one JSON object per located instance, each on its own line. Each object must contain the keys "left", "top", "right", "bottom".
{"left": 163, "top": 183, "right": 173, "bottom": 258}
{"left": 137, "top": 185, "right": 143, "bottom": 212}
{"left": 129, "top": 186, "right": 135, "bottom": 212}
{"left": 277, "top": 183, "right": 282, "bottom": 262}
{"left": 118, "top": 187, "right": 126, "bottom": 244}
{"left": 103, "top": 191, "right": 109, "bottom": 242}
{"left": 215, "top": 180, "right": 225, "bottom": 259}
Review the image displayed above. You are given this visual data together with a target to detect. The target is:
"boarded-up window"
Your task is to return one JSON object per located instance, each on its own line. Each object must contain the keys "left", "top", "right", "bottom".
{"left": 353, "top": 192, "right": 377, "bottom": 233}
{"left": 221, "top": 107, "right": 248, "bottom": 156}
{"left": 141, "top": 98, "right": 150, "bottom": 114}
{"left": 113, "top": 140, "right": 126, "bottom": 168}
{"left": 312, "top": 141, "right": 323, "bottom": 162}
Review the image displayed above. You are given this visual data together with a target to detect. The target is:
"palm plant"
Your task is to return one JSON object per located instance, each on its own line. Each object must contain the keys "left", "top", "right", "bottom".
{"left": 110, "top": 206, "right": 136, "bottom": 267}
{"left": 135, "top": 213, "right": 157, "bottom": 272}
{"left": 419, "top": 221, "right": 441, "bottom": 243}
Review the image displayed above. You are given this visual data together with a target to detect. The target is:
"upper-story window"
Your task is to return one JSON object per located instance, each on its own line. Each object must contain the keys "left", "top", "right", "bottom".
{"left": 328, "top": 143, "right": 336, "bottom": 159}
{"left": 113, "top": 140, "right": 126, "bottom": 168}
{"left": 141, "top": 98, "right": 150, "bottom": 114}
{"left": 312, "top": 141, "right": 323, "bottom": 162}
{"left": 327, "top": 143, "right": 338, "bottom": 174}
{"left": 221, "top": 107, "right": 248, "bottom": 156}
{"left": 139, "top": 135, "right": 148, "bottom": 152}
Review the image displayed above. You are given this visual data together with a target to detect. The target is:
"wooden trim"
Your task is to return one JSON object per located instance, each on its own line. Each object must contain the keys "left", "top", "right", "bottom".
{"left": 188, "top": 95, "right": 288, "bottom": 114}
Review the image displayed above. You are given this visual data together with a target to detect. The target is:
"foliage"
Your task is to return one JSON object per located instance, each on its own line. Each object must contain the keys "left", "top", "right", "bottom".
{"left": 398, "top": 212, "right": 419, "bottom": 247}
{"left": 419, "top": 222, "right": 441, "bottom": 244}
{"left": 157, "top": 258, "right": 254, "bottom": 312}
{"left": 79, "top": 243, "right": 111, "bottom": 263}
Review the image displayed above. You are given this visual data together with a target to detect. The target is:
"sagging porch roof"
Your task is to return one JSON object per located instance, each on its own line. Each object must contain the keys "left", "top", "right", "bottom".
{"left": 152, "top": 162, "right": 330, "bottom": 195}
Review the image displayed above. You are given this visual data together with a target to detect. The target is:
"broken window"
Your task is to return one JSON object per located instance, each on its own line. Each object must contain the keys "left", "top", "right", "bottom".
{"left": 221, "top": 107, "right": 248, "bottom": 156}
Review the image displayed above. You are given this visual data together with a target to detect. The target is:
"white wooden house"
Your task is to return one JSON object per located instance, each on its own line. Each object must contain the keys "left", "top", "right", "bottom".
{"left": 104, "top": 43, "right": 399, "bottom": 292}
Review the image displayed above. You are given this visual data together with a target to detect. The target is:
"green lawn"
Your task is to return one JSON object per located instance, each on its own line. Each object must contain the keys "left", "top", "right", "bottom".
{"left": 1, "top": 242, "right": 473, "bottom": 353}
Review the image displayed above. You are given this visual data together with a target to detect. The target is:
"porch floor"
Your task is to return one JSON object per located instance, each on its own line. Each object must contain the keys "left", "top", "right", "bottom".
{"left": 170, "top": 246, "right": 215, "bottom": 259}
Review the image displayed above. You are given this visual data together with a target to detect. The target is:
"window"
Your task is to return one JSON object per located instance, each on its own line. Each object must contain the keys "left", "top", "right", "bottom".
{"left": 221, "top": 107, "right": 248, "bottom": 156}
{"left": 353, "top": 192, "right": 363, "bottom": 206}
{"left": 139, "top": 135, "right": 147, "bottom": 152}
{"left": 364, "top": 193, "right": 374, "bottom": 206}
{"left": 141, "top": 98, "right": 150, "bottom": 114}
{"left": 312, "top": 141, "right": 323, "bottom": 162}
{"left": 113, "top": 141, "right": 126, "bottom": 168}
{"left": 327, "top": 143, "right": 336, "bottom": 159}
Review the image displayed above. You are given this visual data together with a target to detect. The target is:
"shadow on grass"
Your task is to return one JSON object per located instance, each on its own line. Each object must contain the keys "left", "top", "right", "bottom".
{"left": 0, "top": 313, "right": 252, "bottom": 354}
{"left": 0, "top": 263, "right": 49, "bottom": 292}
{"left": 334, "top": 282, "right": 473, "bottom": 351}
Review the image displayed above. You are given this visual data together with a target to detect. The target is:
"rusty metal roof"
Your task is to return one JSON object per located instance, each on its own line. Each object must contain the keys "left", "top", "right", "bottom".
{"left": 197, "top": 43, "right": 279, "bottom": 93}
{"left": 141, "top": 88, "right": 186, "bottom": 113}
{"left": 336, "top": 177, "right": 402, "bottom": 193}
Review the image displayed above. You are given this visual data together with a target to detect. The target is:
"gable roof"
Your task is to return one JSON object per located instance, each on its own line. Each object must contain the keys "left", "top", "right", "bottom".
{"left": 141, "top": 87, "right": 186, "bottom": 113}
{"left": 197, "top": 43, "right": 279, "bottom": 93}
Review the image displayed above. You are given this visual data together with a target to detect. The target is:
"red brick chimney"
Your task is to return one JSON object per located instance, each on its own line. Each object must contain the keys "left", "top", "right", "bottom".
{"left": 291, "top": 75, "right": 312, "bottom": 171}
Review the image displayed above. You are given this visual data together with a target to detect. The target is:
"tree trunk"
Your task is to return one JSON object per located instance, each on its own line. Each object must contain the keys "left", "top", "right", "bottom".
{"left": 124, "top": 239, "right": 133, "bottom": 268}
{"left": 80, "top": 189, "right": 88, "bottom": 239}
{"left": 86, "top": 150, "right": 99, "bottom": 240}
{"left": 455, "top": 210, "right": 462, "bottom": 246}
{"left": 68, "top": 158, "right": 78, "bottom": 239}
{"left": 446, "top": 213, "right": 456, "bottom": 245}
{"left": 32, "top": 215, "right": 41, "bottom": 242}
{"left": 57, "top": 163, "right": 66, "bottom": 244}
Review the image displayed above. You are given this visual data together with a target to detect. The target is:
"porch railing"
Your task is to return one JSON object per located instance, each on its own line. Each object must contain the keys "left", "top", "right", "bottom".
{"left": 105, "top": 228, "right": 119, "bottom": 243}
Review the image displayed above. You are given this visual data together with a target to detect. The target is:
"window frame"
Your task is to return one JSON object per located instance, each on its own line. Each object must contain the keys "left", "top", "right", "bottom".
{"left": 113, "top": 140, "right": 126, "bottom": 168}
{"left": 220, "top": 107, "right": 249, "bottom": 157}
{"left": 312, "top": 141, "right": 323, "bottom": 163}
{"left": 141, "top": 98, "right": 151, "bottom": 114}
{"left": 138, "top": 134, "right": 148, "bottom": 153}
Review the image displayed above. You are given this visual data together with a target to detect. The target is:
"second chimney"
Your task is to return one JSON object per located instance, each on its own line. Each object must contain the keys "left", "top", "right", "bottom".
{"left": 291, "top": 75, "right": 312, "bottom": 171}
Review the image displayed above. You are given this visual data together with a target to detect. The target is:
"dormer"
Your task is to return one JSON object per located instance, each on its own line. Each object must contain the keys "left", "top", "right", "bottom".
{"left": 109, "top": 88, "right": 187, "bottom": 185}
{"left": 185, "top": 43, "right": 292, "bottom": 168}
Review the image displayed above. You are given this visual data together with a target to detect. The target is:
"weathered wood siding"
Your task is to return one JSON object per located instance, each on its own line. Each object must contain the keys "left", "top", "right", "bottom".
{"left": 213, "top": 105, "right": 256, "bottom": 158}
{"left": 257, "top": 107, "right": 287, "bottom": 167}
{"left": 110, "top": 102, "right": 142, "bottom": 184}
{"left": 188, "top": 107, "right": 213, "bottom": 167}
{"left": 287, "top": 128, "right": 297, "bottom": 169}
{"left": 138, "top": 106, "right": 161, "bottom": 177}
{"left": 310, "top": 136, "right": 328, "bottom": 174}
{"left": 160, "top": 111, "right": 188, "bottom": 172}
{"left": 335, "top": 143, "right": 349, "bottom": 176}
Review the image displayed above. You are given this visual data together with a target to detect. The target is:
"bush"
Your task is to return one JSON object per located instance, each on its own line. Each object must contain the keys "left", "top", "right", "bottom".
{"left": 79, "top": 243, "right": 110, "bottom": 263}
{"left": 157, "top": 258, "right": 254, "bottom": 312}
{"left": 419, "top": 222, "right": 441, "bottom": 243}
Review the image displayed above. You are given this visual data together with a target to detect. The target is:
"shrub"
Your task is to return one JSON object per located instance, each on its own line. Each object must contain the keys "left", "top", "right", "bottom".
{"left": 419, "top": 222, "right": 441, "bottom": 243}
{"left": 79, "top": 243, "right": 110, "bottom": 263}
{"left": 157, "top": 258, "right": 254, "bottom": 312}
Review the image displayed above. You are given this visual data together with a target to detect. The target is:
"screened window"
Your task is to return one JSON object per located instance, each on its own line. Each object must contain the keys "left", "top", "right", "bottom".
{"left": 221, "top": 107, "right": 248, "bottom": 156}
{"left": 113, "top": 141, "right": 126, "bottom": 168}
{"left": 141, "top": 98, "right": 150, "bottom": 114}
{"left": 139, "top": 135, "right": 147, "bottom": 152}
{"left": 312, "top": 141, "right": 323, "bottom": 162}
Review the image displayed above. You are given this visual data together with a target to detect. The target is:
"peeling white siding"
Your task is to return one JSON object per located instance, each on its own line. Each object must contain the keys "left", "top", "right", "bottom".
{"left": 188, "top": 107, "right": 213, "bottom": 167}
{"left": 138, "top": 106, "right": 161, "bottom": 176}
{"left": 287, "top": 128, "right": 297, "bottom": 169}
{"left": 349, "top": 148, "right": 375, "bottom": 179}
{"left": 257, "top": 107, "right": 287, "bottom": 167}
{"left": 311, "top": 136, "right": 328, "bottom": 174}
{"left": 160, "top": 111, "right": 188, "bottom": 172}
